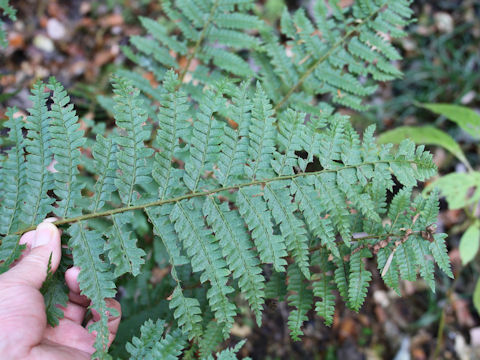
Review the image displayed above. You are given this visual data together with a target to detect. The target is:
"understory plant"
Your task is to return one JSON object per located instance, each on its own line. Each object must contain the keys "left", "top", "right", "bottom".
{"left": 0, "top": 0, "right": 453, "bottom": 358}
{"left": 380, "top": 103, "right": 480, "bottom": 314}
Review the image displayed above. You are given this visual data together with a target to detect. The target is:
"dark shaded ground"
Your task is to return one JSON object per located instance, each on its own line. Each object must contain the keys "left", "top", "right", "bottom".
{"left": 1, "top": 1, "right": 480, "bottom": 359}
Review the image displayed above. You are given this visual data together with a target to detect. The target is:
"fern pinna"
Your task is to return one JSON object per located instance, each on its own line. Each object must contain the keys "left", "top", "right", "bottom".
{"left": 0, "top": 0, "right": 451, "bottom": 359}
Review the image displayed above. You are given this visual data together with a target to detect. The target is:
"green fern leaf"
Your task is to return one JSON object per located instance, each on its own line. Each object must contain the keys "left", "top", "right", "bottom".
{"left": 237, "top": 186, "right": 288, "bottom": 272}
{"left": 204, "top": 196, "right": 265, "bottom": 325}
{"left": 68, "top": 223, "right": 116, "bottom": 355}
{"left": 348, "top": 248, "right": 372, "bottom": 311}
{"left": 0, "top": 235, "right": 22, "bottom": 273}
{"left": 430, "top": 233, "right": 453, "bottom": 279}
{"left": 22, "top": 82, "right": 55, "bottom": 225}
{"left": 183, "top": 90, "right": 223, "bottom": 191}
{"left": 47, "top": 78, "right": 85, "bottom": 218}
{"left": 0, "top": 108, "right": 26, "bottom": 235}
{"left": 169, "top": 286, "right": 203, "bottom": 340}
{"left": 244, "top": 84, "right": 276, "bottom": 180}
{"left": 90, "top": 134, "right": 117, "bottom": 213}
{"left": 264, "top": 181, "right": 310, "bottom": 279}
{"left": 287, "top": 264, "right": 313, "bottom": 341}
{"left": 170, "top": 200, "right": 236, "bottom": 333}
{"left": 106, "top": 213, "right": 146, "bottom": 277}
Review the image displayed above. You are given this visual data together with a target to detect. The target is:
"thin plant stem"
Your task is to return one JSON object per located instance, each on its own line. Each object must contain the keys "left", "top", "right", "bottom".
{"left": 12, "top": 159, "right": 415, "bottom": 235}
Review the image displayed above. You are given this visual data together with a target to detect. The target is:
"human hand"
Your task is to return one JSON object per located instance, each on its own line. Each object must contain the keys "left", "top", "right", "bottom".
{"left": 0, "top": 221, "right": 121, "bottom": 360}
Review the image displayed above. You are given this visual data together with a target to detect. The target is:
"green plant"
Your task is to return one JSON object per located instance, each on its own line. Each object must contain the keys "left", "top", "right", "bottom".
{"left": 0, "top": 1, "right": 452, "bottom": 359}
{"left": 379, "top": 103, "right": 480, "bottom": 312}
{"left": 0, "top": 0, "right": 16, "bottom": 48}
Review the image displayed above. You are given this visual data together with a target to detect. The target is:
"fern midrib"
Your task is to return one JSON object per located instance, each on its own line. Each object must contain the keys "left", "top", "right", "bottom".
{"left": 14, "top": 159, "right": 415, "bottom": 235}
{"left": 57, "top": 105, "right": 75, "bottom": 220}
{"left": 273, "top": 5, "right": 384, "bottom": 112}
{"left": 177, "top": 0, "right": 220, "bottom": 87}
{"left": 193, "top": 113, "right": 215, "bottom": 192}
{"left": 159, "top": 96, "right": 178, "bottom": 200}
{"left": 350, "top": 256, "right": 366, "bottom": 307}
{"left": 92, "top": 142, "right": 114, "bottom": 213}
{"left": 6, "top": 143, "right": 23, "bottom": 234}
{"left": 291, "top": 279, "right": 308, "bottom": 335}
{"left": 250, "top": 110, "right": 271, "bottom": 179}
{"left": 29, "top": 109, "right": 49, "bottom": 225}
{"left": 219, "top": 130, "right": 241, "bottom": 186}
{"left": 125, "top": 97, "right": 138, "bottom": 207}
{"left": 315, "top": 275, "right": 331, "bottom": 316}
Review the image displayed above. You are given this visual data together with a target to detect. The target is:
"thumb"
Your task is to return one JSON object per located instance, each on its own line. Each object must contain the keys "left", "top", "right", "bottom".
{"left": 3, "top": 222, "right": 61, "bottom": 289}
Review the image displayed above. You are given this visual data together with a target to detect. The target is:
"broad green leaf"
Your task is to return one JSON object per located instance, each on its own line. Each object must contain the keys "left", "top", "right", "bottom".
{"left": 425, "top": 172, "right": 480, "bottom": 210}
{"left": 421, "top": 103, "right": 480, "bottom": 140}
{"left": 378, "top": 126, "right": 468, "bottom": 166}
{"left": 459, "top": 223, "right": 480, "bottom": 265}
{"left": 474, "top": 278, "right": 480, "bottom": 315}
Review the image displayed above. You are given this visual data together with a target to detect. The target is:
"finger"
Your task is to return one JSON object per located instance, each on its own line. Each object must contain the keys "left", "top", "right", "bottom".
{"left": 43, "top": 321, "right": 96, "bottom": 355}
{"left": 65, "top": 267, "right": 91, "bottom": 307}
{"left": 68, "top": 291, "right": 91, "bottom": 308}
{"left": 30, "top": 339, "right": 92, "bottom": 360}
{"left": 106, "top": 299, "right": 121, "bottom": 346}
{"left": 1, "top": 222, "right": 61, "bottom": 289}
{"left": 59, "top": 301, "right": 87, "bottom": 324}
{"left": 65, "top": 267, "right": 82, "bottom": 294}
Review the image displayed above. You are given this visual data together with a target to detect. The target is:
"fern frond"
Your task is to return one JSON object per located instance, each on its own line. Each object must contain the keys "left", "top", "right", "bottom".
{"left": 22, "top": 82, "right": 54, "bottom": 225}
{"left": 348, "top": 248, "right": 372, "bottom": 311}
{"left": 112, "top": 77, "right": 153, "bottom": 206}
{"left": 126, "top": 319, "right": 187, "bottom": 360}
{"left": 312, "top": 252, "right": 336, "bottom": 326}
{"left": 204, "top": 196, "right": 265, "bottom": 325}
{"left": 153, "top": 70, "right": 191, "bottom": 199}
{"left": 264, "top": 181, "right": 310, "bottom": 279}
{"left": 90, "top": 134, "right": 117, "bottom": 213}
{"left": 430, "top": 233, "right": 453, "bottom": 279}
{"left": 68, "top": 223, "right": 116, "bottom": 356}
{"left": 199, "top": 320, "right": 225, "bottom": 359}
{"left": 106, "top": 212, "right": 146, "bottom": 277}
{"left": 183, "top": 89, "right": 223, "bottom": 192}
{"left": 237, "top": 186, "right": 288, "bottom": 272}
{"left": 211, "top": 340, "right": 248, "bottom": 360}
{"left": 147, "top": 205, "right": 188, "bottom": 268}
{"left": 291, "top": 177, "right": 339, "bottom": 258}
{"left": 0, "top": 108, "right": 26, "bottom": 235}
{"left": 169, "top": 286, "right": 203, "bottom": 340}
{"left": 170, "top": 200, "right": 236, "bottom": 334}
{"left": 244, "top": 84, "right": 276, "bottom": 180}
{"left": 0, "top": 235, "right": 22, "bottom": 272}
{"left": 216, "top": 82, "right": 252, "bottom": 186}
{"left": 47, "top": 78, "right": 85, "bottom": 218}
{"left": 287, "top": 264, "right": 313, "bottom": 341}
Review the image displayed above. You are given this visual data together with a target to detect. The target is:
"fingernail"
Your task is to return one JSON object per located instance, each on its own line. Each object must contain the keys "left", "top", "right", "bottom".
{"left": 33, "top": 222, "right": 57, "bottom": 248}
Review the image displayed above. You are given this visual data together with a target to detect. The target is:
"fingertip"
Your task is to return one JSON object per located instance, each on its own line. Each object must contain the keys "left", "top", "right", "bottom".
{"left": 19, "top": 230, "right": 36, "bottom": 246}
{"left": 1, "top": 222, "right": 62, "bottom": 289}
{"left": 65, "top": 266, "right": 82, "bottom": 293}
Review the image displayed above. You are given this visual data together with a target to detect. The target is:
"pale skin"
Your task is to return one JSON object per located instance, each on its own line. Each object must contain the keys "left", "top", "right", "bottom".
{"left": 0, "top": 221, "right": 121, "bottom": 360}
